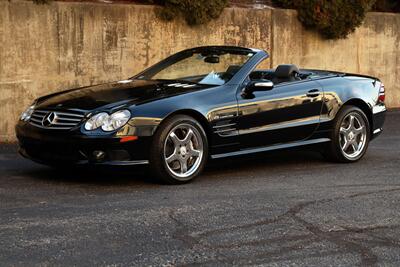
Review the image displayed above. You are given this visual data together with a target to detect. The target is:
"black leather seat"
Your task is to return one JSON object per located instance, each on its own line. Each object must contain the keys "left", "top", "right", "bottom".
{"left": 272, "top": 64, "right": 301, "bottom": 84}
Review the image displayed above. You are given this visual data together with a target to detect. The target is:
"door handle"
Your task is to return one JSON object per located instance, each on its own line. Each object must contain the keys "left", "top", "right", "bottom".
{"left": 306, "top": 89, "right": 320, "bottom": 98}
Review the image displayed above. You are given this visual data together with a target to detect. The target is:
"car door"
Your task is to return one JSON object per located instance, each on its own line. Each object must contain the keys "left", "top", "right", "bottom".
{"left": 237, "top": 79, "right": 324, "bottom": 148}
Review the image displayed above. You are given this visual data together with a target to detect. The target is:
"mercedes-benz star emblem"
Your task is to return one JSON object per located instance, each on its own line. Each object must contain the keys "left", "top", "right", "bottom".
{"left": 42, "top": 112, "right": 58, "bottom": 127}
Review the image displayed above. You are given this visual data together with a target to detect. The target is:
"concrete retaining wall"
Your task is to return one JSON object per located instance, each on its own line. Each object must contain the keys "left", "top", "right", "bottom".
{"left": 1, "top": 1, "right": 399, "bottom": 142}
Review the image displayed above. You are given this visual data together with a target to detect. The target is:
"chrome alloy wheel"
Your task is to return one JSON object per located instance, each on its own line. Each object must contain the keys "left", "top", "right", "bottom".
{"left": 164, "top": 123, "right": 204, "bottom": 179}
{"left": 339, "top": 113, "right": 367, "bottom": 160}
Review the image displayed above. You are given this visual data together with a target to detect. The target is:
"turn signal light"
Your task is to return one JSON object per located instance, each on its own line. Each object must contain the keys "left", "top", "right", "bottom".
{"left": 120, "top": 136, "right": 138, "bottom": 143}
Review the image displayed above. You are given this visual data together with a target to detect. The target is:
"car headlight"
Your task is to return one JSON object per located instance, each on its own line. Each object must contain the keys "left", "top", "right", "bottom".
{"left": 20, "top": 105, "right": 35, "bottom": 121}
{"left": 101, "top": 110, "right": 131, "bottom": 132}
{"left": 84, "top": 110, "right": 131, "bottom": 132}
{"left": 84, "top": 112, "right": 109, "bottom": 131}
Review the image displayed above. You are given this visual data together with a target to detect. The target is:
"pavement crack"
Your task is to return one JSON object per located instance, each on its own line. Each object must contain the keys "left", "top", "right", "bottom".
{"left": 209, "top": 234, "right": 318, "bottom": 249}
{"left": 167, "top": 210, "right": 199, "bottom": 249}
{"left": 167, "top": 209, "right": 232, "bottom": 266}
{"left": 291, "top": 212, "right": 378, "bottom": 266}
{"left": 177, "top": 188, "right": 400, "bottom": 266}
{"left": 284, "top": 187, "right": 400, "bottom": 266}
{"left": 193, "top": 215, "right": 285, "bottom": 239}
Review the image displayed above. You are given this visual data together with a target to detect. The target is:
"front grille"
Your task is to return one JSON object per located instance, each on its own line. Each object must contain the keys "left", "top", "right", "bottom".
{"left": 29, "top": 109, "right": 86, "bottom": 130}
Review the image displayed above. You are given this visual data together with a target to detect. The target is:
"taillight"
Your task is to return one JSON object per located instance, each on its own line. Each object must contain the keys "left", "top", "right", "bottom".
{"left": 378, "top": 83, "right": 385, "bottom": 103}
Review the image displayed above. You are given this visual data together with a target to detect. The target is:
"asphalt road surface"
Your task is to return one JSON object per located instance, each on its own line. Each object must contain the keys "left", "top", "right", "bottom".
{"left": 1, "top": 111, "right": 399, "bottom": 266}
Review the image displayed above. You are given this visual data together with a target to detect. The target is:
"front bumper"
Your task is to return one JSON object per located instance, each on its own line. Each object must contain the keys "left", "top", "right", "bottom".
{"left": 16, "top": 121, "right": 151, "bottom": 166}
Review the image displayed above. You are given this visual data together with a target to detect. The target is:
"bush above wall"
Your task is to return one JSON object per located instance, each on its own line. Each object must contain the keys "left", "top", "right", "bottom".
{"left": 273, "top": 0, "right": 376, "bottom": 39}
{"left": 32, "top": 0, "right": 229, "bottom": 25}
{"left": 145, "top": 0, "right": 229, "bottom": 25}
{"left": 32, "top": 0, "right": 399, "bottom": 39}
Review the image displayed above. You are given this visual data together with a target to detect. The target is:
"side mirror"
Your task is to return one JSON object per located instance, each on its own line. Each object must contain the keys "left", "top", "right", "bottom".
{"left": 242, "top": 80, "right": 274, "bottom": 97}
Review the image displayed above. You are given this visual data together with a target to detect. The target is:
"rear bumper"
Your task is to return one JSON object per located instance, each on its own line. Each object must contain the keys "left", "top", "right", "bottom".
{"left": 16, "top": 121, "right": 151, "bottom": 166}
{"left": 371, "top": 105, "right": 386, "bottom": 140}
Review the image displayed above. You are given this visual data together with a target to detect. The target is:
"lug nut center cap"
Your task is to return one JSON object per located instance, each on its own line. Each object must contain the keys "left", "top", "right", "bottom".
{"left": 180, "top": 146, "right": 187, "bottom": 156}
{"left": 348, "top": 132, "right": 355, "bottom": 140}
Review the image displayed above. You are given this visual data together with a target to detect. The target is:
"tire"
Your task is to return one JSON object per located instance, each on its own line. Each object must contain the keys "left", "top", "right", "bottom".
{"left": 323, "top": 105, "right": 370, "bottom": 163}
{"left": 149, "top": 115, "right": 208, "bottom": 184}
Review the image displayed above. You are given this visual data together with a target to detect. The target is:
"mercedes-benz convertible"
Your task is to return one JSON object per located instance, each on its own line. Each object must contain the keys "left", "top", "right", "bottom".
{"left": 16, "top": 46, "right": 386, "bottom": 184}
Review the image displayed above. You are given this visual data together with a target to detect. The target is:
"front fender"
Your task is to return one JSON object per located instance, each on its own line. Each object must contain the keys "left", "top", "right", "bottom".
{"left": 116, "top": 117, "right": 162, "bottom": 137}
{"left": 116, "top": 85, "right": 237, "bottom": 139}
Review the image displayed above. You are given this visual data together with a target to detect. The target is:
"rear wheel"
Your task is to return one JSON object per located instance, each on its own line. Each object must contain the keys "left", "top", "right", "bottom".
{"left": 324, "top": 106, "right": 370, "bottom": 162}
{"left": 149, "top": 115, "right": 208, "bottom": 184}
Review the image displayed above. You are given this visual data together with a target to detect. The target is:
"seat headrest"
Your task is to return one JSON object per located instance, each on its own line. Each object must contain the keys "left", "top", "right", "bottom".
{"left": 275, "top": 64, "right": 300, "bottom": 78}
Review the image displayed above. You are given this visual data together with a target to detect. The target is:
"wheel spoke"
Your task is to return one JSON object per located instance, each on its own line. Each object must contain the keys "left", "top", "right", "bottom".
{"left": 342, "top": 140, "right": 350, "bottom": 151}
{"left": 348, "top": 115, "right": 355, "bottom": 129}
{"left": 180, "top": 158, "right": 188, "bottom": 173}
{"left": 187, "top": 142, "right": 200, "bottom": 158}
{"left": 163, "top": 123, "right": 204, "bottom": 179}
{"left": 182, "top": 129, "right": 194, "bottom": 144}
{"left": 166, "top": 151, "right": 178, "bottom": 164}
{"left": 190, "top": 149, "right": 201, "bottom": 158}
{"left": 339, "top": 112, "right": 367, "bottom": 159}
{"left": 169, "top": 132, "right": 182, "bottom": 147}
{"left": 353, "top": 125, "right": 365, "bottom": 135}
{"left": 340, "top": 127, "right": 348, "bottom": 135}
{"left": 351, "top": 142, "right": 359, "bottom": 152}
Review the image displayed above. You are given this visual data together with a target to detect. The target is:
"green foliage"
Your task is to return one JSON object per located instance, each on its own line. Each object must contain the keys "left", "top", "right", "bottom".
{"left": 273, "top": 0, "right": 376, "bottom": 39}
{"left": 31, "top": 0, "right": 227, "bottom": 25}
{"left": 146, "top": 0, "right": 229, "bottom": 25}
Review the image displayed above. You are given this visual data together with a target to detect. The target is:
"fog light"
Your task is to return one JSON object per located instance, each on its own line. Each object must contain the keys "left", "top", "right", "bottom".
{"left": 93, "top": 150, "right": 106, "bottom": 161}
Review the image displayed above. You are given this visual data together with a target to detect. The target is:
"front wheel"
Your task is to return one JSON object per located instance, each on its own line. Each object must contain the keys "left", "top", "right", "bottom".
{"left": 149, "top": 115, "right": 208, "bottom": 184}
{"left": 324, "top": 106, "right": 370, "bottom": 163}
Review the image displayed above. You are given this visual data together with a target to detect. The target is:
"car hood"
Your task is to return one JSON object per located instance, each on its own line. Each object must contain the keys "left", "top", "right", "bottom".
{"left": 35, "top": 79, "right": 212, "bottom": 111}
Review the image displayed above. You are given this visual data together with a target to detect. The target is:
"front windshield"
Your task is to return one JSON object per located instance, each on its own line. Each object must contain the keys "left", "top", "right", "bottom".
{"left": 136, "top": 49, "right": 255, "bottom": 86}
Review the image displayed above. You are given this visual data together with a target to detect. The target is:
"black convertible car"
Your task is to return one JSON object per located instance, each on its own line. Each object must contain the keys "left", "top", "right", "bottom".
{"left": 16, "top": 46, "right": 386, "bottom": 184}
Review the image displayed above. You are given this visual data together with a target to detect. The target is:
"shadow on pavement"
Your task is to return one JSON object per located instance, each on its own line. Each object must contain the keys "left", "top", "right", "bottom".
{"left": 16, "top": 148, "right": 326, "bottom": 186}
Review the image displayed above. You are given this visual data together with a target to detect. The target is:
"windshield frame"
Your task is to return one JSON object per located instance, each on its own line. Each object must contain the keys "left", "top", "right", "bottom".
{"left": 131, "top": 46, "right": 268, "bottom": 86}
